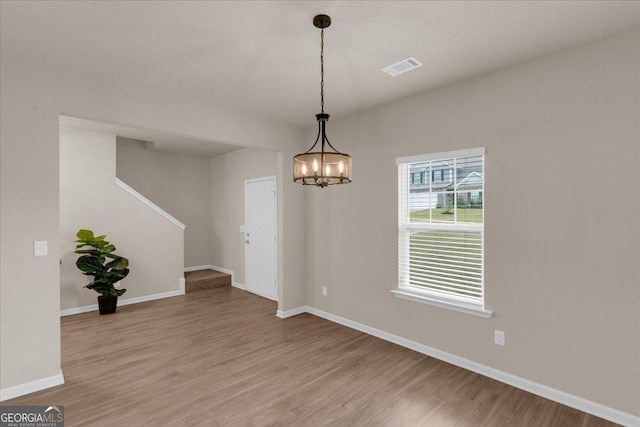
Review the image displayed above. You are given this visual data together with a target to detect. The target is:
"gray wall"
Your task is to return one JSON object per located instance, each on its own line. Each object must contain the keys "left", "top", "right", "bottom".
{"left": 1, "top": 11, "right": 637, "bottom": 419}
{"left": 116, "top": 138, "right": 213, "bottom": 267}
{"left": 116, "top": 141, "right": 279, "bottom": 285}
{"left": 0, "top": 46, "right": 306, "bottom": 394}
{"left": 60, "top": 128, "right": 184, "bottom": 310}
{"left": 210, "top": 147, "right": 279, "bottom": 286}
{"left": 305, "top": 30, "right": 640, "bottom": 415}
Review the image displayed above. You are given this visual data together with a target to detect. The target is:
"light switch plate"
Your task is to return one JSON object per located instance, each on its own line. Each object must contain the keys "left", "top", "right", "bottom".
{"left": 494, "top": 330, "right": 505, "bottom": 346}
{"left": 34, "top": 240, "right": 48, "bottom": 257}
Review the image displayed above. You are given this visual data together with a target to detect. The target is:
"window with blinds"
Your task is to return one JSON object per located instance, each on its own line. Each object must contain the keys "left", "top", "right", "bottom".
{"left": 397, "top": 147, "right": 485, "bottom": 306}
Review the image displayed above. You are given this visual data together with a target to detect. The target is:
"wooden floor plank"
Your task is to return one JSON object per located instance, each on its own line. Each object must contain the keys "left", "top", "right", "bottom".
{"left": 2, "top": 287, "right": 620, "bottom": 426}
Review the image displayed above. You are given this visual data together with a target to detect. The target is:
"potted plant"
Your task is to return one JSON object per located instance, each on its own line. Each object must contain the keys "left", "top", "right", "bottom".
{"left": 74, "top": 229, "right": 130, "bottom": 315}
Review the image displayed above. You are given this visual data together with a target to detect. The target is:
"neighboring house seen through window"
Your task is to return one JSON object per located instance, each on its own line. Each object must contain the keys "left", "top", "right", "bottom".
{"left": 395, "top": 147, "right": 487, "bottom": 314}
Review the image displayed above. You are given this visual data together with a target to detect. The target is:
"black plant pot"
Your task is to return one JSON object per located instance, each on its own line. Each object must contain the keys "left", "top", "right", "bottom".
{"left": 98, "top": 295, "right": 118, "bottom": 315}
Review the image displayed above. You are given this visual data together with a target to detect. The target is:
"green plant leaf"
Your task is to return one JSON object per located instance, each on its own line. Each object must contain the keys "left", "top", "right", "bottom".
{"left": 75, "top": 229, "right": 130, "bottom": 296}
{"left": 75, "top": 249, "right": 101, "bottom": 256}
{"left": 84, "top": 282, "right": 113, "bottom": 295}
{"left": 83, "top": 254, "right": 105, "bottom": 265}
{"left": 75, "top": 241, "right": 106, "bottom": 250}
{"left": 92, "top": 277, "right": 110, "bottom": 285}
{"left": 106, "top": 257, "right": 129, "bottom": 270}
{"left": 75, "top": 229, "right": 110, "bottom": 250}
{"left": 105, "top": 269, "right": 130, "bottom": 283}
{"left": 76, "top": 229, "right": 95, "bottom": 240}
{"left": 99, "top": 244, "right": 116, "bottom": 254}
{"left": 76, "top": 255, "right": 105, "bottom": 275}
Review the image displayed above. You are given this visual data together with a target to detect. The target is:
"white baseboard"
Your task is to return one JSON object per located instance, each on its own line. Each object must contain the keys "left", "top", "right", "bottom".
{"left": 299, "top": 306, "right": 638, "bottom": 427}
{"left": 209, "top": 265, "right": 234, "bottom": 277}
{"left": 276, "top": 306, "right": 307, "bottom": 319}
{"left": 184, "top": 264, "right": 216, "bottom": 272}
{"left": 185, "top": 264, "right": 233, "bottom": 276}
{"left": 185, "top": 265, "right": 236, "bottom": 286}
{"left": 0, "top": 370, "right": 65, "bottom": 402}
{"left": 61, "top": 279, "right": 186, "bottom": 317}
{"left": 61, "top": 304, "right": 100, "bottom": 316}
{"left": 232, "top": 282, "right": 246, "bottom": 290}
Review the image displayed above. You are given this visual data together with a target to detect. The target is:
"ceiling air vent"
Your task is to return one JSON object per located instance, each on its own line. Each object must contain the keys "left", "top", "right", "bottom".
{"left": 382, "top": 57, "right": 423, "bottom": 77}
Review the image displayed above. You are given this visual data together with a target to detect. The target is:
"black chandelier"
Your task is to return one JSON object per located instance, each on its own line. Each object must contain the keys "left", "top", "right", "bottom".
{"left": 293, "top": 14, "right": 352, "bottom": 188}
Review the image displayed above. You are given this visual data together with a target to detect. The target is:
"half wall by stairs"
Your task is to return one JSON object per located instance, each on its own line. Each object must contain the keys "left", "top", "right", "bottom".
{"left": 59, "top": 127, "right": 185, "bottom": 312}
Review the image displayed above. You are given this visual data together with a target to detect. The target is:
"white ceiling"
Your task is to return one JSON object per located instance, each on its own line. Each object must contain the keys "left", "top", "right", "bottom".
{"left": 3, "top": 1, "right": 639, "bottom": 136}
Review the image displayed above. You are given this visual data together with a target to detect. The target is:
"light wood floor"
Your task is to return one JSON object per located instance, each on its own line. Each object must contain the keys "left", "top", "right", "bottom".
{"left": 4, "top": 287, "right": 617, "bottom": 426}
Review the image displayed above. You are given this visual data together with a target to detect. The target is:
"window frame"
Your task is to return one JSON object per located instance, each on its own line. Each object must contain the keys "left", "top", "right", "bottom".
{"left": 393, "top": 147, "right": 493, "bottom": 318}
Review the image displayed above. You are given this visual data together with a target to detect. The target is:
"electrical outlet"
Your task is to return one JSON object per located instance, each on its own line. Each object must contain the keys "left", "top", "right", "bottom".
{"left": 34, "top": 241, "right": 48, "bottom": 257}
{"left": 322, "top": 286, "right": 327, "bottom": 296}
{"left": 494, "top": 330, "right": 505, "bottom": 346}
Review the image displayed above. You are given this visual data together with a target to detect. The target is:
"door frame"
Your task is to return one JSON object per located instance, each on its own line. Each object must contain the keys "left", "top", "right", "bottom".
{"left": 244, "top": 175, "right": 278, "bottom": 301}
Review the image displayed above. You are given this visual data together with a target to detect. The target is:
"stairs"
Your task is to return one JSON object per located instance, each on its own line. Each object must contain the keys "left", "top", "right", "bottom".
{"left": 185, "top": 269, "right": 232, "bottom": 293}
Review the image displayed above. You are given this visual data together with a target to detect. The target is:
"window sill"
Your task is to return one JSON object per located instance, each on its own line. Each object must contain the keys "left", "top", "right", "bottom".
{"left": 391, "top": 289, "right": 494, "bottom": 318}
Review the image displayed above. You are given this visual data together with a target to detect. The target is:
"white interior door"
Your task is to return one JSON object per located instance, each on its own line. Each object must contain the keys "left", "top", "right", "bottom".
{"left": 244, "top": 176, "right": 277, "bottom": 300}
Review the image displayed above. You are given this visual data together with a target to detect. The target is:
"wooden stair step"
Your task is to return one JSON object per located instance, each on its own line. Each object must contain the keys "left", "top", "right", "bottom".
{"left": 184, "top": 269, "right": 231, "bottom": 293}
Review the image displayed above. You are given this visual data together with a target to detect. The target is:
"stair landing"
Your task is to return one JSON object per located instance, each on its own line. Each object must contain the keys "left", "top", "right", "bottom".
{"left": 185, "top": 269, "right": 232, "bottom": 293}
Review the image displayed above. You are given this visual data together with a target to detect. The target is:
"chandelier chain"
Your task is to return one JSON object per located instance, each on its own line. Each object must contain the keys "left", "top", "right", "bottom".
{"left": 320, "top": 27, "right": 324, "bottom": 113}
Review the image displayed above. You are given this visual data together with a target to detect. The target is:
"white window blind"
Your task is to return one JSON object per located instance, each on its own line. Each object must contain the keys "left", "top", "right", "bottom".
{"left": 397, "top": 147, "right": 485, "bottom": 306}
